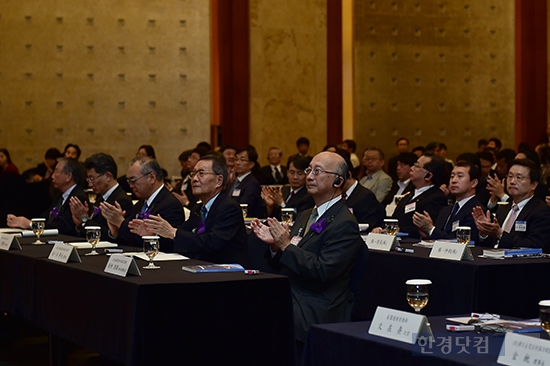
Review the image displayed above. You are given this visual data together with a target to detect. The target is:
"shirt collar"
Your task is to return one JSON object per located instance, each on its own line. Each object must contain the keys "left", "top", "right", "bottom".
{"left": 102, "top": 183, "right": 120, "bottom": 202}
{"left": 237, "top": 171, "right": 251, "bottom": 182}
{"left": 146, "top": 185, "right": 164, "bottom": 207}
{"left": 344, "top": 180, "right": 358, "bottom": 198}
{"left": 61, "top": 184, "right": 77, "bottom": 205}
{"left": 314, "top": 195, "right": 342, "bottom": 220}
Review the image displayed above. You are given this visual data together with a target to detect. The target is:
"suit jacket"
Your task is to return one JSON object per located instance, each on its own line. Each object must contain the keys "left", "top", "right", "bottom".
{"left": 392, "top": 186, "right": 448, "bottom": 238}
{"left": 83, "top": 185, "right": 134, "bottom": 241}
{"left": 345, "top": 183, "right": 384, "bottom": 232}
{"left": 226, "top": 173, "right": 262, "bottom": 218}
{"left": 258, "top": 165, "right": 288, "bottom": 185}
{"left": 481, "top": 197, "right": 550, "bottom": 252}
{"left": 174, "top": 192, "right": 247, "bottom": 265}
{"left": 359, "top": 170, "right": 393, "bottom": 203}
{"left": 267, "top": 186, "right": 314, "bottom": 220}
{"left": 430, "top": 196, "right": 482, "bottom": 243}
{"left": 118, "top": 186, "right": 184, "bottom": 252}
{"left": 266, "top": 200, "right": 363, "bottom": 342}
{"left": 382, "top": 181, "right": 415, "bottom": 206}
{"left": 42, "top": 185, "right": 88, "bottom": 236}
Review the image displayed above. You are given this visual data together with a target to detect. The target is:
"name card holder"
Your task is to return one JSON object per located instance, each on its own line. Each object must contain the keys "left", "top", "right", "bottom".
{"left": 497, "top": 332, "right": 550, "bottom": 365}
{"left": 48, "top": 243, "right": 81, "bottom": 263}
{"left": 0, "top": 234, "right": 22, "bottom": 251}
{"left": 104, "top": 254, "right": 141, "bottom": 277}
{"left": 368, "top": 306, "right": 433, "bottom": 344}
{"left": 364, "top": 233, "right": 398, "bottom": 252}
{"left": 429, "top": 241, "right": 473, "bottom": 261}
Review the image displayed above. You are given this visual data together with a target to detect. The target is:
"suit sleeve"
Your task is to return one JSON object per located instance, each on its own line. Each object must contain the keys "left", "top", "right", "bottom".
{"left": 497, "top": 205, "right": 550, "bottom": 251}
{"left": 374, "top": 174, "right": 393, "bottom": 203}
{"left": 239, "top": 180, "right": 263, "bottom": 218}
{"left": 44, "top": 190, "right": 87, "bottom": 236}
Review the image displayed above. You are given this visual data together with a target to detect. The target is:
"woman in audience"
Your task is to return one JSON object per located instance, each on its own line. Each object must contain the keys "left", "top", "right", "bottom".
{"left": 0, "top": 148, "right": 19, "bottom": 176}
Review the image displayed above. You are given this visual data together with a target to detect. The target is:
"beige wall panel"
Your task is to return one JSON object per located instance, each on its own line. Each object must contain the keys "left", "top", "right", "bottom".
{"left": 353, "top": 0, "right": 515, "bottom": 161}
{"left": 250, "top": 0, "right": 327, "bottom": 166}
{"left": 0, "top": 0, "right": 210, "bottom": 178}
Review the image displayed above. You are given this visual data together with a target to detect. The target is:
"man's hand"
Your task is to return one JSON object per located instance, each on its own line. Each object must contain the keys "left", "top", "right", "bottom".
{"left": 69, "top": 196, "right": 89, "bottom": 227}
{"left": 266, "top": 217, "right": 291, "bottom": 252}
{"left": 100, "top": 201, "right": 126, "bottom": 237}
{"left": 128, "top": 219, "right": 153, "bottom": 237}
{"left": 472, "top": 206, "right": 502, "bottom": 238}
{"left": 439, "top": 184, "right": 450, "bottom": 197}
{"left": 144, "top": 215, "right": 177, "bottom": 239}
{"left": 173, "top": 191, "right": 190, "bottom": 206}
{"left": 486, "top": 174, "right": 505, "bottom": 200}
{"left": 6, "top": 214, "right": 31, "bottom": 229}
{"left": 412, "top": 211, "right": 434, "bottom": 236}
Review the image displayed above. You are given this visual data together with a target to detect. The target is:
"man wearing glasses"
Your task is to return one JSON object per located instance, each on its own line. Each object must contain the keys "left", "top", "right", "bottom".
{"left": 129, "top": 155, "right": 247, "bottom": 264}
{"left": 473, "top": 159, "right": 550, "bottom": 251}
{"left": 100, "top": 156, "right": 183, "bottom": 252}
{"left": 226, "top": 146, "right": 262, "bottom": 218}
{"left": 69, "top": 153, "right": 133, "bottom": 240}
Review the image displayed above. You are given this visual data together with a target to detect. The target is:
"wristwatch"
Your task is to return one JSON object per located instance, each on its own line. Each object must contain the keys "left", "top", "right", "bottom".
{"left": 280, "top": 202, "right": 286, "bottom": 208}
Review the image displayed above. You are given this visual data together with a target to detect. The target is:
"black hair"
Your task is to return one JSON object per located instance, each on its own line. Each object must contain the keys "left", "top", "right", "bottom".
{"left": 64, "top": 143, "right": 81, "bottom": 159}
{"left": 137, "top": 145, "right": 156, "bottom": 159}
{"left": 84, "top": 153, "right": 118, "bottom": 177}
{"left": 507, "top": 158, "right": 541, "bottom": 183}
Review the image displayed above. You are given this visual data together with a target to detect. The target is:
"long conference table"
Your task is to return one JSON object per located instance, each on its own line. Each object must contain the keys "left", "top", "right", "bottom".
{"left": 0, "top": 235, "right": 296, "bottom": 365}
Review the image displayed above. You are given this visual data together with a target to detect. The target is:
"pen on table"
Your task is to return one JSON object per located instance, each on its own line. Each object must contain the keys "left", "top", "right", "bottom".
{"left": 395, "top": 247, "right": 414, "bottom": 254}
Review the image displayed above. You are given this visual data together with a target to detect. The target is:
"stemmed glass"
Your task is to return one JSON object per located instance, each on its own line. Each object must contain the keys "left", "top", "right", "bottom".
{"left": 406, "top": 279, "right": 432, "bottom": 313}
{"left": 85, "top": 226, "right": 101, "bottom": 255}
{"left": 456, "top": 226, "right": 471, "bottom": 245}
{"left": 240, "top": 204, "right": 248, "bottom": 219}
{"left": 31, "top": 218, "right": 46, "bottom": 244}
{"left": 281, "top": 208, "right": 295, "bottom": 225}
{"left": 85, "top": 189, "right": 97, "bottom": 205}
{"left": 384, "top": 219, "right": 399, "bottom": 236}
{"left": 539, "top": 300, "right": 550, "bottom": 336}
{"left": 143, "top": 236, "right": 160, "bottom": 269}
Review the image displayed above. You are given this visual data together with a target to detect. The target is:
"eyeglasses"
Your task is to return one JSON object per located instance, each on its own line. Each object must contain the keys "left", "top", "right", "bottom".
{"left": 86, "top": 173, "right": 104, "bottom": 183}
{"left": 189, "top": 170, "right": 218, "bottom": 179}
{"left": 304, "top": 168, "right": 340, "bottom": 176}
{"left": 288, "top": 170, "right": 305, "bottom": 177}
{"left": 127, "top": 172, "right": 152, "bottom": 184}
{"left": 507, "top": 174, "right": 528, "bottom": 183}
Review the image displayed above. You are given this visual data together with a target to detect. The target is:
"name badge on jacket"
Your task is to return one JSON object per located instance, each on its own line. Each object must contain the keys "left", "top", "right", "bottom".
{"left": 232, "top": 189, "right": 241, "bottom": 197}
{"left": 452, "top": 221, "right": 459, "bottom": 232}
{"left": 405, "top": 202, "right": 416, "bottom": 214}
{"left": 515, "top": 221, "right": 527, "bottom": 232}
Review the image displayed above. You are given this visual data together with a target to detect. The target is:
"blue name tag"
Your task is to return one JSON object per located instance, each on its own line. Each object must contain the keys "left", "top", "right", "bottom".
{"left": 515, "top": 220, "right": 527, "bottom": 232}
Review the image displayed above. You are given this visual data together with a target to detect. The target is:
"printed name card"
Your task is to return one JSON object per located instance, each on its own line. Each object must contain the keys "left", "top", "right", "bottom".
{"left": 497, "top": 332, "right": 550, "bottom": 365}
{"left": 0, "top": 234, "right": 22, "bottom": 251}
{"left": 104, "top": 255, "right": 141, "bottom": 277}
{"left": 364, "top": 233, "right": 397, "bottom": 252}
{"left": 368, "top": 306, "right": 433, "bottom": 344}
{"left": 48, "top": 243, "right": 81, "bottom": 263}
{"left": 429, "top": 241, "right": 473, "bottom": 261}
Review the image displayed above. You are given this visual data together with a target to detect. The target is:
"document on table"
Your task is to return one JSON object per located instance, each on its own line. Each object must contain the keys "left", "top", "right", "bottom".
{"left": 20, "top": 229, "right": 59, "bottom": 237}
{"left": 121, "top": 252, "right": 190, "bottom": 261}
{"left": 0, "top": 228, "right": 23, "bottom": 234}
{"left": 67, "top": 241, "right": 118, "bottom": 249}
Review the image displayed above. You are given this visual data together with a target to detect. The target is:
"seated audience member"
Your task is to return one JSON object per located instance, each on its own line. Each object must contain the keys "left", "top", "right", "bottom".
{"left": 35, "top": 148, "right": 61, "bottom": 179}
{"left": 287, "top": 137, "right": 312, "bottom": 165}
{"left": 373, "top": 153, "right": 448, "bottom": 238}
{"left": 137, "top": 144, "right": 156, "bottom": 159}
{"left": 387, "top": 137, "right": 410, "bottom": 181}
{"left": 412, "top": 146, "right": 426, "bottom": 158}
{"left": 178, "top": 149, "right": 193, "bottom": 178}
{"left": 220, "top": 145, "right": 238, "bottom": 186}
{"left": 130, "top": 155, "right": 247, "bottom": 264}
{"left": 7, "top": 158, "right": 87, "bottom": 235}
{"left": 516, "top": 149, "right": 550, "bottom": 201}
{"left": 196, "top": 141, "right": 211, "bottom": 151}
{"left": 69, "top": 153, "right": 133, "bottom": 240}
{"left": 251, "top": 151, "right": 363, "bottom": 343}
{"left": 0, "top": 149, "right": 19, "bottom": 176}
{"left": 262, "top": 156, "right": 314, "bottom": 220}
{"left": 383, "top": 152, "right": 416, "bottom": 206}
{"left": 413, "top": 162, "right": 483, "bottom": 242}
{"left": 336, "top": 151, "right": 384, "bottom": 231}
{"left": 477, "top": 150, "right": 496, "bottom": 179}
{"left": 478, "top": 139, "right": 489, "bottom": 152}
{"left": 63, "top": 143, "right": 81, "bottom": 160}
{"left": 100, "top": 156, "right": 184, "bottom": 252}
{"left": 473, "top": 159, "right": 550, "bottom": 252}
{"left": 322, "top": 144, "right": 338, "bottom": 153}
{"left": 173, "top": 147, "right": 208, "bottom": 212}
{"left": 486, "top": 148, "right": 517, "bottom": 209}
{"left": 454, "top": 152, "right": 490, "bottom": 205}
{"left": 258, "top": 147, "right": 288, "bottom": 185}
{"left": 487, "top": 138, "right": 502, "bottom": 154}
{"left": 226, "top": 146, "right": 262, "bottom": 218}
{"left": 341, "top": 139, "right": 360, "bottom": 177}
{"left": 359, "top": 148, "right": 392, "bottom": 203}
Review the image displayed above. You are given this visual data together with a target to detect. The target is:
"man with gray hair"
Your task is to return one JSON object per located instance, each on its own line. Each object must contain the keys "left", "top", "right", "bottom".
{"left": 100, "top": 156, "right": 183, "bottom": 251}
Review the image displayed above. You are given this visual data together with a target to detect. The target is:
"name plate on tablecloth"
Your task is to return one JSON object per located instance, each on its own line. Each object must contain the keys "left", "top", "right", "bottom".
{"left": 368, "top": 306, "right": 433, "bottom": 344}
{"left": 364, "top": 233, "right": 397, "bottom": 252}
{"left": 429, "top": 241, "right": 473, "bottom": 261}
{"left": 104, "top": 254, "right": 141, "bottom": 277}
{"left": 0, "top": 233, "right": 22, "bottom": 251}
{"left": 497, "top": 332, "right": 550, "bottom": 365}
{"left": 48, "top": 243, "right": 81, "bottom": 263}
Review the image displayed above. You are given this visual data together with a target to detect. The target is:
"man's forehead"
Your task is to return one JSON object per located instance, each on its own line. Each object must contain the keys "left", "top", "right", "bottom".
{"left": 510, "top": 165, "right": 529, "bottom": 174}
{"left": 86, "top": 168, "right": 98, "bottom": 176}
{"left": 195, "top": 160, "right": 212, "bottom": 170}
{"left": 452, "top": 166, "right": 468, "bottom": 175}
{"left": 236, "top": 151, "right": 248, "bottom": 157}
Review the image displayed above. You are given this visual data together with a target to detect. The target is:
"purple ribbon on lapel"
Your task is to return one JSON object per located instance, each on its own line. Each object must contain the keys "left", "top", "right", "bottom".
{"left": 51, "top": 206, "right": 60, "bottom": 220}
{"left": 197, "top": 221, "right": 206, "bottom": 234}
{"left": 137, "top": 208, "right": 152, "bottom": 220}
{"left": 310, "top": 218, "right": 327, "bottom": 234}
{"left": 92, "top": 206, "right": 101, "bottom": 217}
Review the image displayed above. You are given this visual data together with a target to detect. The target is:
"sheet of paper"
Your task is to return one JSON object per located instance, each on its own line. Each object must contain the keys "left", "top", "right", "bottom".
{"left": 20, "top": 229, "right": 59, "bottom": 237}
{"left": 67, "top": 241, "right": 118, "bottom": 249}
{"left": 0, "top": 228, "right": 22, "bottom": 234}
{"left": 121, "top": 252, "right": 189, "bottom": 261}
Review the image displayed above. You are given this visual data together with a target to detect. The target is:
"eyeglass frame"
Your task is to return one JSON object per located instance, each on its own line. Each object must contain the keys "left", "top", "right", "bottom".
{"left": 127, "top": 172, "right": 152, "bottom": 184}
{"left": 189, "top": 170, "right": 219, "bottom": 179}
{"left": 304, "top": 167, "right": 340, "bottom": 177}
{"left": 86, "top": 173, "right": 105, "bottom": 183}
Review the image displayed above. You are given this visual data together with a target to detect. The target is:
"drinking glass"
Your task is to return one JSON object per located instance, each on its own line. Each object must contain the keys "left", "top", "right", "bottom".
{"left": 281, "top": 208, "right": 295, "bottom": 224}
{"left": 143, "top": 236, "right": 160, "bottom": 269}
{"left": 240, "top": 204, "right": 248, "bottom": 219}
{"left": 31, "top": 218, "right": 46, "bottom": 244}
{"left": 406, "top": 279, "right": 432, "bottom": 313}
{"left": 85, "top": 189, "right": 97, "bottom": 205}
{"left": 456, "top": 226, "right": 471, "bottom": 245}
{"left": 384, "top": 219, "right": 399, "bottom": 236}
{"left": 85, "top": 226, "right": 101, "bottom": 255}
{"left": 539, "top": 300, "right": 550, "bottom": 336}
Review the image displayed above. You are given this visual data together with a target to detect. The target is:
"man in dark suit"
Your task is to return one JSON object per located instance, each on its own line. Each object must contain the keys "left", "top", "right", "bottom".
{"left": 382, "top": 152, "right": 416, "bottom": 207}
{"left": 130, "top": 155, "right": 247, "bottom": 264}
{"left": 473, "top": 159, "right": 550, "bottom": 252}
{"left": 387, "top": 137, "right": 410, "bottom": 181}
{"left": 286, "top": 137, "right": 313, "bottom": 165}
{"left": 252, "top": 152, "right": 363, "bottom": 343}
{"left": 7, "top": 158, "right": 87, "bottom": 236}
{"left": 258, "top": 147, "right": 288, "bottom": 185}
{"left": 373, "top": 153, "right": 448, "bottom": 238}
{"left": 68, "top": 153, "right": 133, "bottom": 241}
{"left": 100, "top": 157, "right": 184, "bottom": 252}
{"left": 262, "top": 155, "right": 314, "bottom": 220}
{"left": 173, "top": 147, "right": 208, "bottom": 212}
{"left": 226, "top": 146, "right": 262, "bottom": 218}
{"left": 413, "top": 162, "right": 483, "bottom": 242}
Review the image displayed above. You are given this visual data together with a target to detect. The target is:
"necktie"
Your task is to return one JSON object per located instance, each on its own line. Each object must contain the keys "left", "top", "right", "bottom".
{"left": 304, "top": 208, "right": 319, "bottom": 234}
{"left": 286, "top": 190, "right": 294, "bottom": 203}
{"left": 503, "top": 204, "right": 519, "bottom": 233}
{"left": 140, "top": 202, "right": 149, "bottom": 213}
{"left": 274, "top": 167, "right": 282, "bottom": 182}
{"left": 342, "top": 192, "right": 347, "bottom": 201}
{"left": 443, "top": 203, "right": 459, "bottom": 231}
{"left": 200, "top": 206, "right": 208, "bottom": 222}
{"left": 231, "top": 180, "right": 240, "bottom": 196}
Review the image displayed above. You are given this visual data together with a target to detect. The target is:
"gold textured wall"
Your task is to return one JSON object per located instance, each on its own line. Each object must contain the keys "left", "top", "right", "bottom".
{"left": 0, "top": 0, "right": 210, "bottom": 178}
{"left": 249, "top": 0, "right": 327, "bottom": 165}
{"left": 354, "top": 0, "right": 515, "bottom": 158}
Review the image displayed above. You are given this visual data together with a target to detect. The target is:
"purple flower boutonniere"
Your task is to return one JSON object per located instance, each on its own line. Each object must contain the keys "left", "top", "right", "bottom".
{"left": 50, "top": 206, "right": 60, "bottom": 221}
{"left": 197, "top": 221, "right": 206, "bottom": 234}
{"left": 92, "top": 206, "right": 101, "bottom": 217}
{"left": 309, "top": 216, "right": 335, "bottom": 235}
{"left": 137, "top": 208, "right": 152, "bottom": 220}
